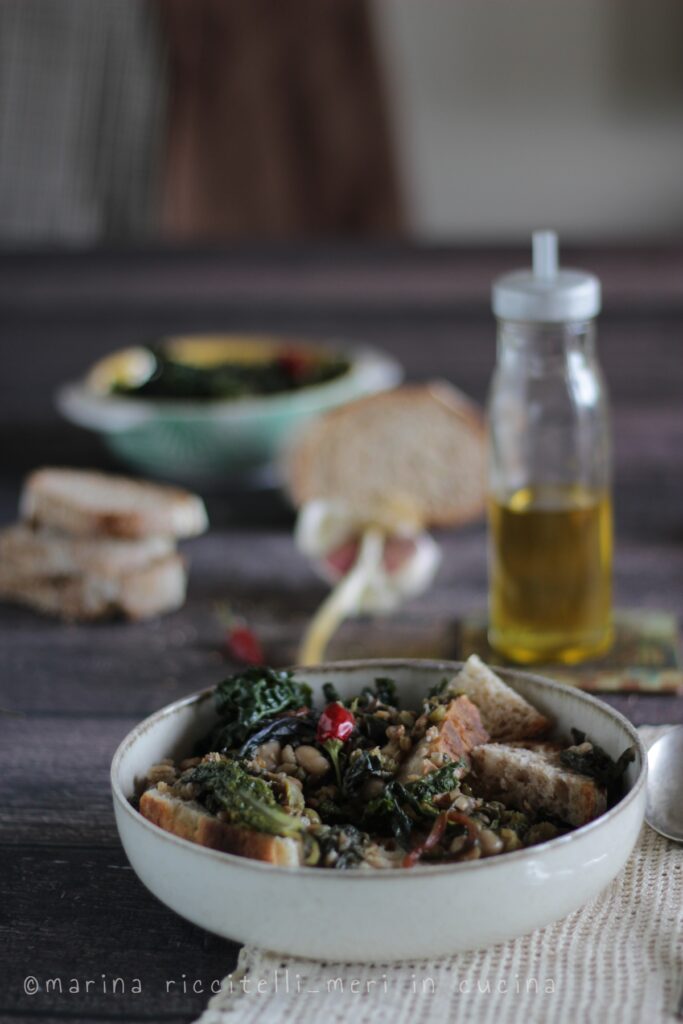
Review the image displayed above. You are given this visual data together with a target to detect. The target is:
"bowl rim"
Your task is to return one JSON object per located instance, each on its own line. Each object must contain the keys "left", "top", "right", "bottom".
{"left": 111, "top": 658, "right": 648, "bottom": 881}
{"left": 58, "top": 342, "right": 403, "bottom": 428}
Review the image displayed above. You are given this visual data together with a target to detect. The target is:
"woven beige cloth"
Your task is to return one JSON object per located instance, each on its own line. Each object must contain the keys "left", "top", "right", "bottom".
{"left": 196, "top": 727, "right": 683, "bottom": 1024}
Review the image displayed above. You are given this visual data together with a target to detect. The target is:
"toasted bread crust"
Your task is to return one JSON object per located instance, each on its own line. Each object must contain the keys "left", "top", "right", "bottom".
{"left": 139, "top": 790, "right": 303, "bottom": 866}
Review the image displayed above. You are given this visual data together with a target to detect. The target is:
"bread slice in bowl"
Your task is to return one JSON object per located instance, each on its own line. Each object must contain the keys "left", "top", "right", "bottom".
{"left": 444, "top": 655, "right": 552, "bottom": 742}
{"left": 139, "top": 789, "right": 304, "bottom": 867}
{"left": 470, "top": 742, "right": 607, "bottom": 827}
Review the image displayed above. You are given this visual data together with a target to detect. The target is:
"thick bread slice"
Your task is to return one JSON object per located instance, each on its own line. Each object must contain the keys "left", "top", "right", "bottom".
{"left": 139, "top": 789, "right": 304, "bottom": 866}
{"left": 0, "top": 553, "right": 187, "bottom": 621}
{"left": 470, "top": 743, "right": 607, "bottom": 826}
{"left": 0, "top": 523, "right": 174, "bottom": 578}
{"left": 21, "top": 468, "right": 208, "bottom": 540}
{"left": 399, "top": 695, "right": 489, "bottom": 782}
{"left": 445, "top": 655, "right": 552, "bottom": 741}
{"left": 286, "top": 384, "right": 486, "bottom": 528}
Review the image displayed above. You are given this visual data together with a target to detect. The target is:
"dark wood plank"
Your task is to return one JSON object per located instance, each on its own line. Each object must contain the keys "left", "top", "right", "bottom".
{"left": 2, "top": 244, "right": 683, "bottom": 314}
{"left": 0, "top": 715, "right": 139, "bottom": 846}
{"left": 1, "top": 845, "right": 239, "bottom": 1021}
{"left": 1, "top": 527, "right": 681, "bottom": 721}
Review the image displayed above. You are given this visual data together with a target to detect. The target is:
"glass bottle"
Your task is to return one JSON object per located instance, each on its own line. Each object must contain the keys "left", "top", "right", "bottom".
{"left": 487, "top": 231, "right": 613, "bottom": 664}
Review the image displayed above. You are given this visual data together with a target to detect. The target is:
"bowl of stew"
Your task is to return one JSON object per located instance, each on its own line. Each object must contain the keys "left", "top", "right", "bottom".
{"left": 111, "top": 659, "right": 646, "bottom": 962}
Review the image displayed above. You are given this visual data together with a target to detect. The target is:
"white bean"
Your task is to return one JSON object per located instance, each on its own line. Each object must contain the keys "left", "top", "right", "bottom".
{"left": 479, "top": 829, "right": 504, "bottom": 856}
{"left": 294, "top": 745, "right": 330, "bottom": 776}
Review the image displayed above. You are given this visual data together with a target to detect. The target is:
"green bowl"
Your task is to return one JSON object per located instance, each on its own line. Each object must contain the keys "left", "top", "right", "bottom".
{"left": 56, "top": 340, "right": 402, "bottom": 487}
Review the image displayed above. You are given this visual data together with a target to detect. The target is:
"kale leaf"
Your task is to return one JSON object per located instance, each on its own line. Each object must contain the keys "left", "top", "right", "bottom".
{"left": 560, "top": 729, "right": 636, "bottom": 800}
{"left": 347, "top": 677, "right": 399, "bottom": 714}
{"left": 183, "top": 758, "right": 304, "bottom": 838}
{"left": 314, "top": 824, "right": 371, "bottom": 870}
{"left": 403, "top": 761, "right": 464, "bottom": 813}
{"left": 373, "top": 677, "right": 399, "bottom": 707}
{"left": 427, "top": 676, "right": 452, "bottom": 698}
{"left": 239, "top": 711, "right": 317, "bottom": 758}
{"left": 322, "top": 682, "right": 341, "bottom": 704}
{"left": 210, "top": 667, "right": 312, "bottom": 751}
{"left": 342, "top": 748, "right": 395, "bottom": 797}
{"left": 362, "top": 783, "right": 414, "bottom": 845}
{"left": 362, "top": 761, "right": 464, "bottom": 846}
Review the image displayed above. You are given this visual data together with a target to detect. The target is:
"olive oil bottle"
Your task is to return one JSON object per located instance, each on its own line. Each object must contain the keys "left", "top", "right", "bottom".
{"left": 488, "top": 232, "right": 613, "bottom": 664}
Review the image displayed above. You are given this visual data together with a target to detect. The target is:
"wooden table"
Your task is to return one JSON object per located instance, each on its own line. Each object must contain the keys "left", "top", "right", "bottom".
{"left": 1, "top": 245, "right": 682, "bottom": 1022}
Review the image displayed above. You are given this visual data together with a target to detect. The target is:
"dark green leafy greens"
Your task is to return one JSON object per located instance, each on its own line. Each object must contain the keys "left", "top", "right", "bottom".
{"left": 322, "top": 682, "right": 341, "bottom": 704}
{"left": 405, "top": 761, "right": 465, "bottom": 812}
{"left": 560, "top": 729, "right": 636, "bottom": 800}
{"left": 351, "top": 678, "right": 400, "bottom": 711}
{"left": 314, "top": 824, "right": 370, "bottom": 870}
{"left": 342, "top": 748, "right": 395, "bottom": 797}
{"left": 183, "top": 758, "right": 304, "bottom": 838}
{"left": 427, "top": 676, "right": 452, "bottom": 698}
{"left": 362, "top": 761, "right": 465, "bottom": 845}
{"left": 112, "top": 345, "right": 350, "bottom": 401}
{"left": 210, "top": 667, "right": 312, "bottom": 752}
{"left": 372, "top": 678, "right": 399, "bottom": 706}
{"left": 238, "top": 711, "right": 317, "bottom": 758}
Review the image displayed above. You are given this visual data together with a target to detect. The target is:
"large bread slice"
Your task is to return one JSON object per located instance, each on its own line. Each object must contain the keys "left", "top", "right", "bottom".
{"left": 444, "top": 655, "right": 551, "bottom": 741}
{"left": 398, "top": 695, "right": 489, "bottom": 782}
{"left": 285, "top": 384, "right": 486, "bottom": 528}
{"left": 470, "top": 743, "right": 607, "bottom": 826}
{"left": 139, "top": 788, "right": 304, "bottom": 866}
{"left": 0, "top": 523, "right": 174, "bottom": 578}
{"left": 0, "top": 553, "right": 187, "bottom": 621}
{"left": 20, "top": 468, "right": 208, "bottom": 540}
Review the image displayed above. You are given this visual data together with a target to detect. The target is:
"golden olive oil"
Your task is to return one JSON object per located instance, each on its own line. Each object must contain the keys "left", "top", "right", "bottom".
{"left": 488, "top": 485, "right": 613, "bottom": 664}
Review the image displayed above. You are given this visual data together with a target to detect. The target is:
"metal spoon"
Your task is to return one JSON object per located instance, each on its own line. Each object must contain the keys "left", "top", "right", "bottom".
{"left": 645, "top": 726, "right": 683, "bottom": 1019}
{"left": 646, "top": 726, "right": 683, "bottom": 842}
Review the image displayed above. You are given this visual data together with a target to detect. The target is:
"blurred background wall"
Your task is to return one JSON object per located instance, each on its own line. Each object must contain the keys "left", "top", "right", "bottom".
{"left": 375, "top": 0, "right": 683, "bottom": 241}
{"left": 0, "top": 0, "right": 682, "bottom": 244}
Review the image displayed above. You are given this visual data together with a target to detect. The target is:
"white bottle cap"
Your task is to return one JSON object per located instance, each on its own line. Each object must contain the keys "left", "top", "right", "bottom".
{"left": 492, "top": 230, "right": 601, "bottom": 323}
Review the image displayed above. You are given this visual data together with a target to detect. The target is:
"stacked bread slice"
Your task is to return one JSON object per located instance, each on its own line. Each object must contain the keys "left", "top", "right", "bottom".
{"left": 0, "top": 468, "right": 208, "bottom": 621}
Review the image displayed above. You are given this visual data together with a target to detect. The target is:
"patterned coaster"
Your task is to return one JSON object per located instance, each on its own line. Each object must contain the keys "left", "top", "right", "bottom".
{"left": 458, "top": 609, "right": 683, "bottom": 693}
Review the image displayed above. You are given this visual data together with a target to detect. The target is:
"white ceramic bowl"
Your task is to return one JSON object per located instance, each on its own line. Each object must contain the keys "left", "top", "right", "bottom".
{"left": 111, "top": 660, "right": 646, "bottom": 962}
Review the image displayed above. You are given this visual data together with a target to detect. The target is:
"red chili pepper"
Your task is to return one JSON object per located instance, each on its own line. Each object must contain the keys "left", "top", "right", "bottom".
{"left": 277, "top": 349, "right": 310, "bottom": 381}
{"left": 225, "top": 624, "right": 264, "bottom": 666}
{"left": 317, "top": 702, "right": 356, "bottom": 744}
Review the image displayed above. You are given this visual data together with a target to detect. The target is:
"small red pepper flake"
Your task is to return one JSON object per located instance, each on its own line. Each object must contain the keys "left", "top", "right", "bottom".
{"left": 217, "top": 605, "right": 265, "bottom": 665}
{"left": 317, "top": 702, "right": 356, "bottom": 744}
{"left": 226, "top": 623, "right": 264, "bottom": 666}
